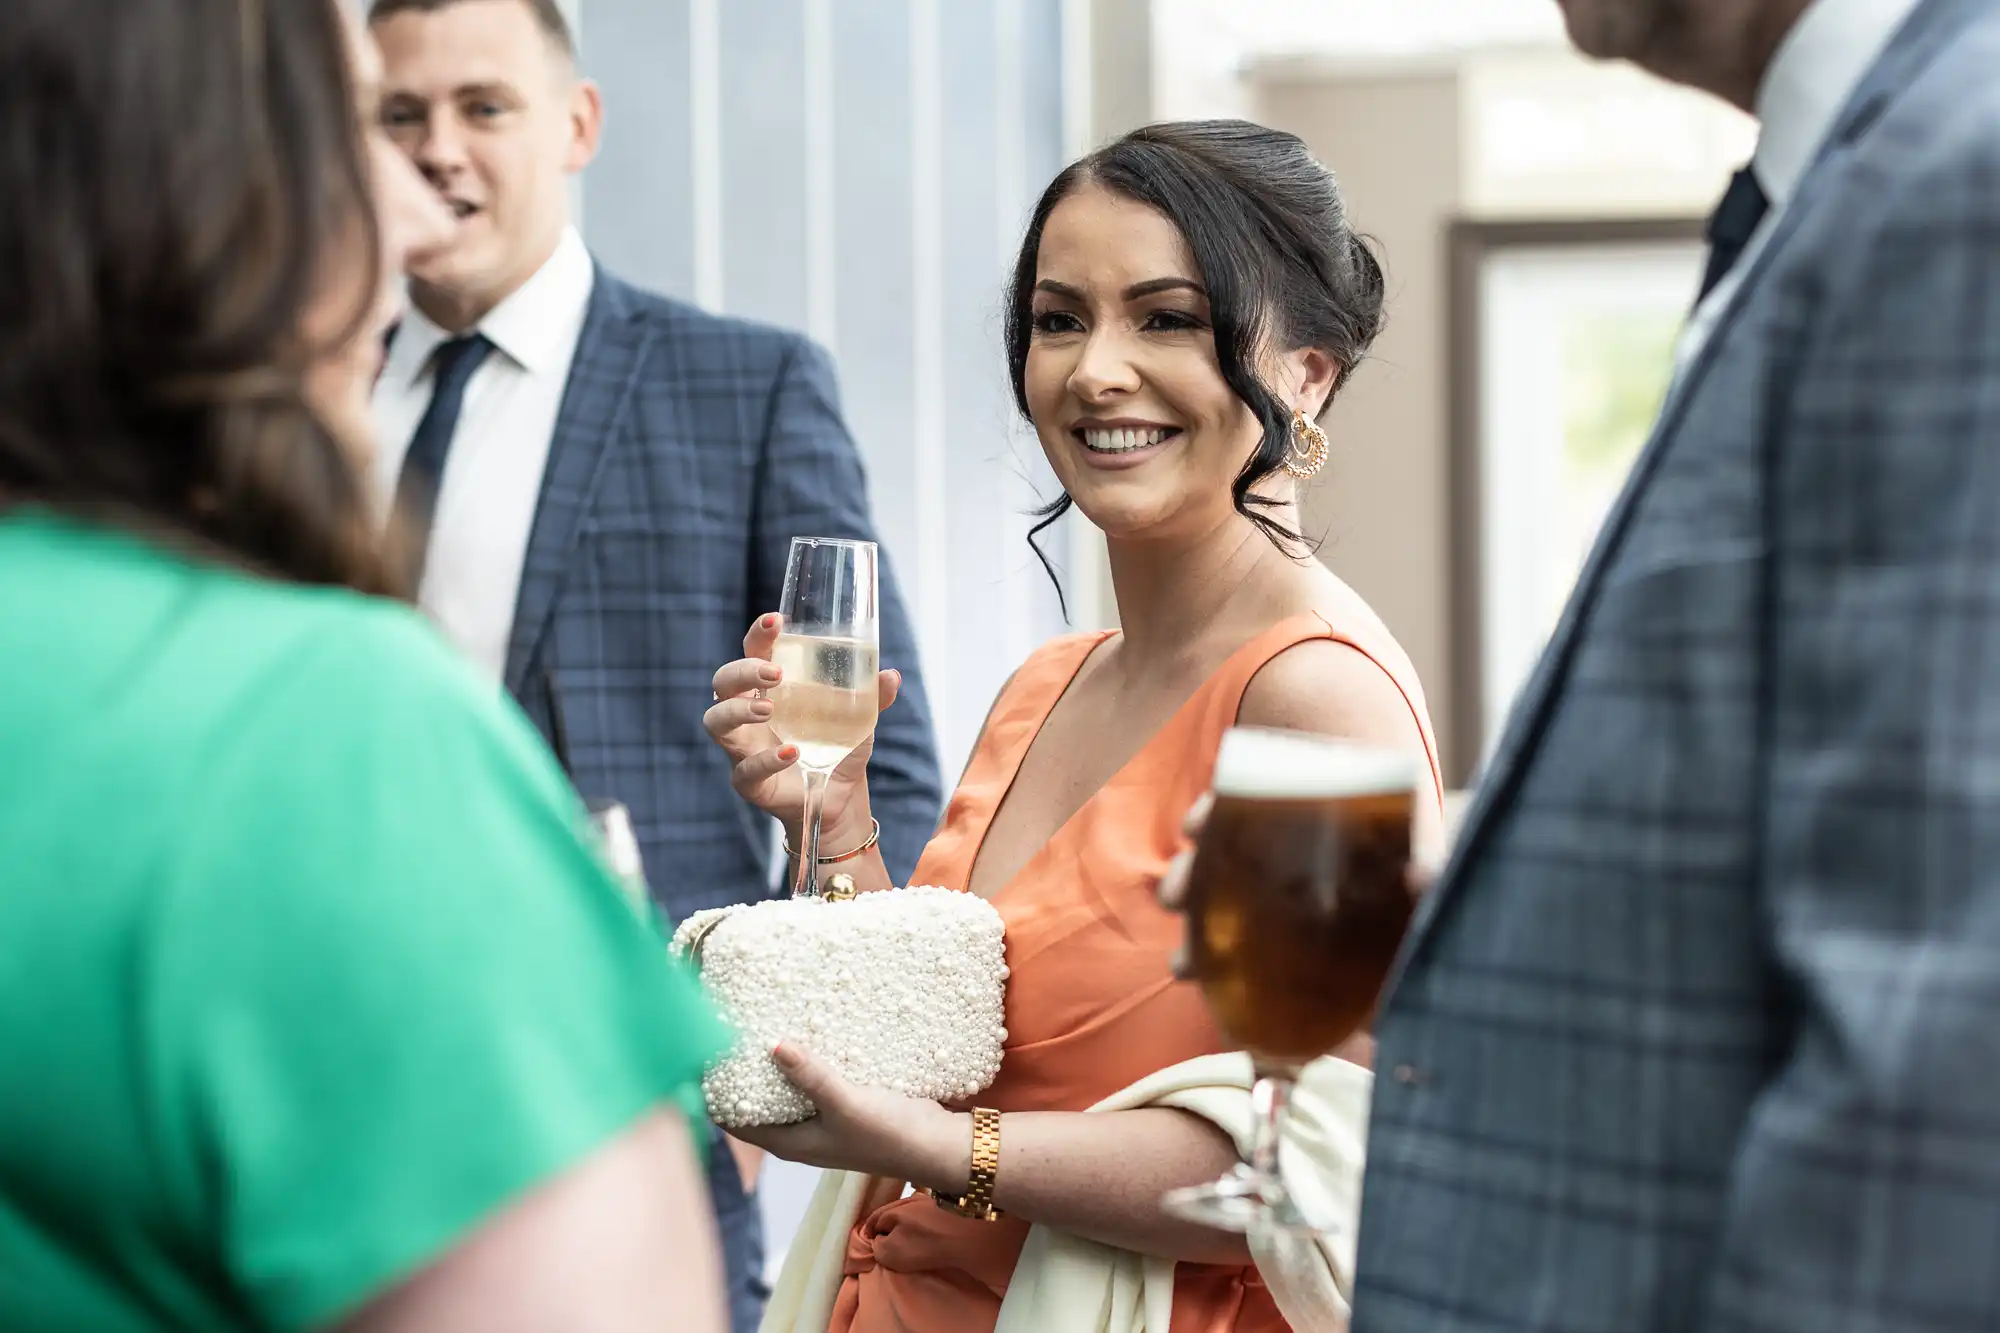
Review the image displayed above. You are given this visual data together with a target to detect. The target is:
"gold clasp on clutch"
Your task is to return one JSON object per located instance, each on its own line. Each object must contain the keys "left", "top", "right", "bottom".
{"left": 685, "top": 875, "right": 860, "bottom": 970}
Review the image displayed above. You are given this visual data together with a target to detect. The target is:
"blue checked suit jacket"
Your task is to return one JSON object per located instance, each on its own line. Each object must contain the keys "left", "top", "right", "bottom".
{"left": 1357, "top": 3, "right": 2000, "bottom": 1330}
{"left": 504, "top": 266, "right": 943, "bottom": 923}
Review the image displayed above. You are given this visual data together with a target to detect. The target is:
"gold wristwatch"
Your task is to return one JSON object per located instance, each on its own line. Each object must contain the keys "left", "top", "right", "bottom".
{"left": 931, "top": 1107, "right": 1003, "bottom": 1221}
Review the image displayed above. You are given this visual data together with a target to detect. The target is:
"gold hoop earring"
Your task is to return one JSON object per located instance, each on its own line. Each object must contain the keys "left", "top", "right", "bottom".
{"left": 1284, "top": 409, "right": 1329, "bottom": 480}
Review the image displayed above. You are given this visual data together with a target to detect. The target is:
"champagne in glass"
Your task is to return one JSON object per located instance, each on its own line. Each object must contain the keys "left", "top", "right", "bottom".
{"left": 768, "top": 632, "right": 879, "bottom": 772}
{"left": 1162, "top": 727, "right": 1419, "bottom": 1235}
{"left": 770, "top": 537, "right": 880, "bottom": 898}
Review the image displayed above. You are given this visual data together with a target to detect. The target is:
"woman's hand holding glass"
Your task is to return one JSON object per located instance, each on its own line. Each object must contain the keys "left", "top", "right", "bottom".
{"left": 703, "top": 612, "right": 903, "bottom": 866}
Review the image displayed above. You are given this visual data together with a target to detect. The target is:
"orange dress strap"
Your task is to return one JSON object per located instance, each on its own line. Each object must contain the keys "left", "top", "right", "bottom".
{"left": 1184, "top": 611, "right": 1448, "bottom": 815}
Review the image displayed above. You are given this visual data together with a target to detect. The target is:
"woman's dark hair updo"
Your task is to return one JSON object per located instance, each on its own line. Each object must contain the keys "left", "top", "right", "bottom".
{"left": 1005, "top": 119, "right": 1387, "bottom": 608}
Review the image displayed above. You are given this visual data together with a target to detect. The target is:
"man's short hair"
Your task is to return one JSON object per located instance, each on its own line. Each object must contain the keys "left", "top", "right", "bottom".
{"left": 366, "top": 0, "right": 576, "bottom": 62}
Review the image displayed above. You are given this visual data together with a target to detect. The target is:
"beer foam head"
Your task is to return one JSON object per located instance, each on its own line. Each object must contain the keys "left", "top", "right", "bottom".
{"left": 1212, "top": 727, "right": 1419, "bottom": 800}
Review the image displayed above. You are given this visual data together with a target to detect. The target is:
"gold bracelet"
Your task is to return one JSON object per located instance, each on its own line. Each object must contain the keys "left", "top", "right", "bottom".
{"left": 931, "top": 1108, "right": 1003, "bottom": 1222}
{"left": 782, "top": 816, "right": 880, "bottom": 865}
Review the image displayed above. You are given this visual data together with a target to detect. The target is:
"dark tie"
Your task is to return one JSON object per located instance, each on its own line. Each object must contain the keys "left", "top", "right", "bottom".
{"left": 1697, "top": 166, "right": 1770, "bottom": 302}
{"left": 393, "top": 333, "right": 494, "bottom": 577}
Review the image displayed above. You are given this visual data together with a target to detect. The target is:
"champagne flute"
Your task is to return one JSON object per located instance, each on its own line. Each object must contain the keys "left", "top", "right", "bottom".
{"left": 1161, "top": 728, "right": 1419, "bottom": 1234}
{"left": 770, "top": 537, "right": 880, "bottom": 899}
{"left": 585, "top": 797, "right": 650, "bottom": 913}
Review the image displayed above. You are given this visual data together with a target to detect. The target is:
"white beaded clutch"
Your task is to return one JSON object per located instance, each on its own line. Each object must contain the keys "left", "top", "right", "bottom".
{"left": 669, "top": 885, "right": 1009, "bottom": 1129}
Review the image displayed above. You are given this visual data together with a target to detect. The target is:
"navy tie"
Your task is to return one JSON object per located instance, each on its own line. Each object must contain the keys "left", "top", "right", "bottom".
{"left": 1697, "top": 166, "right": 1770, "bottom": 302}
{"left": 394, "top": 333, "right": 493, "bottom": 577}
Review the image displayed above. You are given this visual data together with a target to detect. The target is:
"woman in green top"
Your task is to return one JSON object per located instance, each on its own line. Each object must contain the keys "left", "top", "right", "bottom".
{"left": 0, "top": 2, "right": 730, "bottom": 1330}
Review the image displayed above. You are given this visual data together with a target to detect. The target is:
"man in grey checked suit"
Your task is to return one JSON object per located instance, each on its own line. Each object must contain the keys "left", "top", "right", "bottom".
{"left": 1357, "top": 0, "right": 2000, "bottom": 1330}
{"left": 368, "top": 1, "right": 942, "bottom": 1328}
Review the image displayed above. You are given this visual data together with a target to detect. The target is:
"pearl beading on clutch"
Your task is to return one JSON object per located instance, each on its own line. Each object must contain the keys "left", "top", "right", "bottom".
{"left": 670, "top": 885, "right": 1009, "bottom": 1128}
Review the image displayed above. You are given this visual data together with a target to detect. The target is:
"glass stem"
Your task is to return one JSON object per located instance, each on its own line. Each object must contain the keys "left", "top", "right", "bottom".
{"left": 1247, "top": 1072, "right": 1292, "bottom": 1191}
{"left": 792, "top": 767, "right": 829, "bottom": 899}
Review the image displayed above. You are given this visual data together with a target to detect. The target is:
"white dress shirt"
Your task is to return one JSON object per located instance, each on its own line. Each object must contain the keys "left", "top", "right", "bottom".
{"left": 1675, "top": 0, "right": 1922, "bottom": 368}
{"left": 372, "top": 226, "right": 595, "bottom": 685}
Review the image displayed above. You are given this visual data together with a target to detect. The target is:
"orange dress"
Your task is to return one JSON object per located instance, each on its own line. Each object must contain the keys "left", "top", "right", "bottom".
{"left": 829, "top": 611, "right": 1444, "bottom": 1333}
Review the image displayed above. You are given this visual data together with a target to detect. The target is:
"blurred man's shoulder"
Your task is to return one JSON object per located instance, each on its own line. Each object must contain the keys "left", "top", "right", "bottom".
{"left": 590, "top": 266, "right": 815, "bottom": 370}
{"left": 1902, "top": 3, "right": 2000, "bottom": 151}
{"left": 1866, "top": 22, "right": 2000, "bottom": 218}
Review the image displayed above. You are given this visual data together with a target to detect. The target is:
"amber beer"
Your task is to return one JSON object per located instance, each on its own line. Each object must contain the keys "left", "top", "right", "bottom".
{"left": 1185, "top": 728, "right": 1418, "bottom": 1068}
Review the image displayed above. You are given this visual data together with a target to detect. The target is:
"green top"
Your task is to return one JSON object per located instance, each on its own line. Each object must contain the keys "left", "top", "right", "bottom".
{"left": 0, "top": 512, "right": 729, "bottom": 1332}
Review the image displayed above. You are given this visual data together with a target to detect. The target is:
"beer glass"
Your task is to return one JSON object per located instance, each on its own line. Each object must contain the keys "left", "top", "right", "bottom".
{"left": 1161, "top": 727, "right": 1419, "bottom": 1234}
{"left": 770, "top": 537, "right": 880, "bottom": 898}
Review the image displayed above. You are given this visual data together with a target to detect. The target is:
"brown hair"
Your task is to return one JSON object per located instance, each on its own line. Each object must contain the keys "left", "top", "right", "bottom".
{"left": 368, "top": 0, "right": 577, "bottom": 60}
{"left": 0, "top": 0, "right": 405, "bottom": 595}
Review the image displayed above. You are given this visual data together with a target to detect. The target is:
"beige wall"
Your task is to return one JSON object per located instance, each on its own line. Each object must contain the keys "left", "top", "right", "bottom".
{"left": 1089, "top": 0, "right": 1155, "bottom": 144}
{"left": 1257, "top": 69, "right": 1467, "bottom": 770}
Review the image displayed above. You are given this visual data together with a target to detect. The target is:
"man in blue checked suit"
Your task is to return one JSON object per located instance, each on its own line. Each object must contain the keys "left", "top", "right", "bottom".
{"left": 1357, "top": 1, "right": 2000, "bottom": 1331}
{"left": 368, "top": 1, "right": 942, "bottom": 1328}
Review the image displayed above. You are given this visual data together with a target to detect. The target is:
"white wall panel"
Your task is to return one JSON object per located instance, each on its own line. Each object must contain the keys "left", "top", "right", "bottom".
{"left": 575, "top": 0, "right": 1072, "bottom": 782}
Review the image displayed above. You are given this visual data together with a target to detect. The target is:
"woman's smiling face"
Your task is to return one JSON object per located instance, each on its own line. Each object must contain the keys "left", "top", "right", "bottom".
{"left": 1022, "top": 182, "right": 1273, "bottom": 543}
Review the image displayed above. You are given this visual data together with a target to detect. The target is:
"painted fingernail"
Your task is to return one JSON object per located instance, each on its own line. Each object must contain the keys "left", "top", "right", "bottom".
{"left": 759, "top": 664, "right": 782, "bottom": 683}
{"left": 762, "top": 614, "right": 779, "bottom": 629}
{"left": 779, "top": 746, "right": 798, "bottom": 762}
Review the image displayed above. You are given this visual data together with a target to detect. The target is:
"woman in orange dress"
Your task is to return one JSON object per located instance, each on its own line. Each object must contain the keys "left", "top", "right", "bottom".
{"left": 706, "top": 120, "right": 1445, "bottom": 1333}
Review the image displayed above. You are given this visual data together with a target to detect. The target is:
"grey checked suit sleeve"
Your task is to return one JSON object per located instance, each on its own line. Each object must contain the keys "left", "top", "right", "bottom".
{"left": 1705, "top": 117, "right": 2000, "bottom": 1332}
{"left": 747, "top": 335, "right": 943, "bottom": 887}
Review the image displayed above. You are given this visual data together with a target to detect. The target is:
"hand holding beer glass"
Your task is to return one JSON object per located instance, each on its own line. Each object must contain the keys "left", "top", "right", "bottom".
{"left": 1160, "top": 727, "right": 1419, "bottom": 1234}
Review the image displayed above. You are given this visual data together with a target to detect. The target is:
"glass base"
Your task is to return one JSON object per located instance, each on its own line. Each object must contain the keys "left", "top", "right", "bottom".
{"left": 1161, "top": 1165, "right": 1337, "bottom": 1236}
